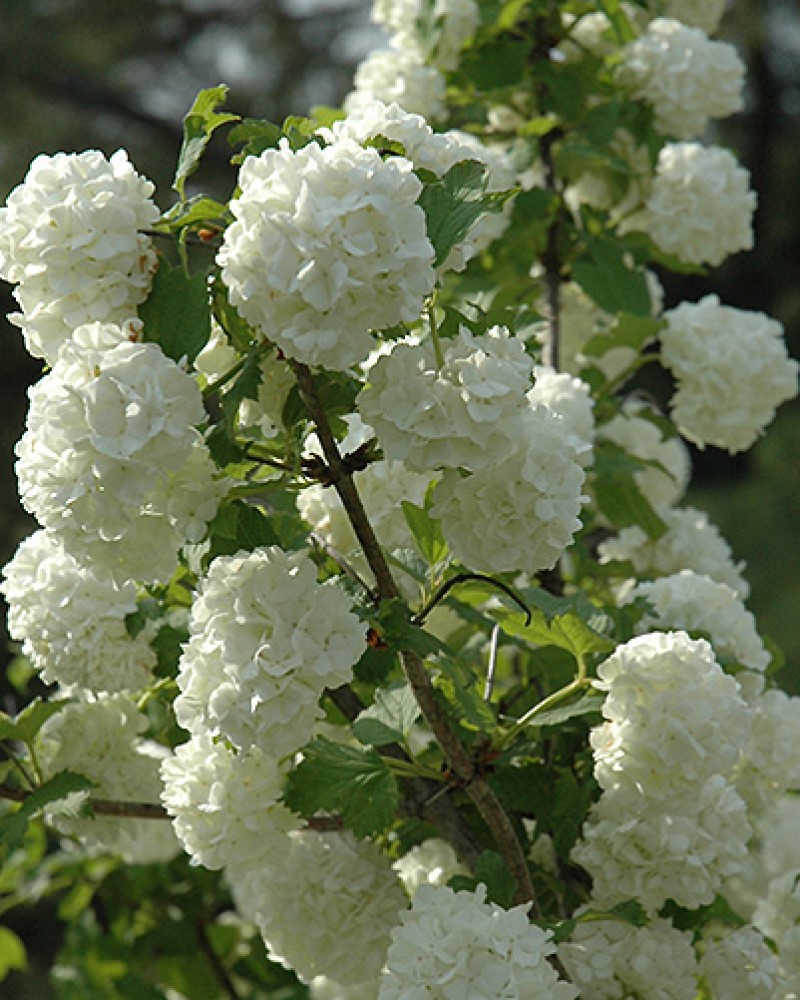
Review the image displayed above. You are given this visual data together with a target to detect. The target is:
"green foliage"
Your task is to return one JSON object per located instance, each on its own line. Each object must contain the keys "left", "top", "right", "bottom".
{"left": 284, "top": 736, "right": 400, "bottom": 838}
{"left": 0, "top": 926, "right": 27, "bottom": 982}
{"left": 173, "top": 85, "right": 240, "bottom": 200}
{"left": 0, "top": 771, "right": 95, "bottom": 854}
{"left": 139, "top": 260, "right": 212, "bottom": 365}
{"left": 352, "top": 683, "right": 421, "bottom": 748}
{"left": 592, "top": 440, "right": 668, "bottom": 538}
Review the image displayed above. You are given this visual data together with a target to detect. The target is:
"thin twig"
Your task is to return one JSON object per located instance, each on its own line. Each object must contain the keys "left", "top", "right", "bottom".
{"left": 413, "top": 572, "right": 531, "bottom": 627}
{"left": 195, "top": 917, "right": 242, "bottom": 1000}
{"left": 484, "top": 624, "right": 501, "bottom": 701}
{"left": 0, "top": 783, "right": 168, "bottom": 819}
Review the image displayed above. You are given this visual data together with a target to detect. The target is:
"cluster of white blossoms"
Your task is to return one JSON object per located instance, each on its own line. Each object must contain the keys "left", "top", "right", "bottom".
{"left": 393, "top": 837, "right": 468, "bottom": 897}
{"left": 0, "top": 149, "right": 159, "bottom": 363}
{"left": 14, "top": 320, "right": 219, "bottom": 584}
{"left": 661, "top": 295, "right": 799, "bottom": 453}
{"left": 371, "top": 0, "right": 479, "bottom": 71}
{"left": 38, "top": 694, "right": 179, "bottom": 864}
{"left": 559, "top": 914, "right": 699, "bottom": 1000}
{"left": 699, "top": 926, "right": 787, "bottom": 1000}
{"left": 634, "top": 142, "right": 756, "bottom": 266}
{"left": 624, "top": 570, "right": 769, "bottom": 672}
{"left": 174, "top": 546, "right": 366, "bottom": 758}
{"left": 598, "top": 400, "right": 690, "bottom": 508}
{"left": 735, "top": 688, "right": 800, "bottom": 810}
{"left": 344, "top": 48, "right": 447, "bottom": 121}
{"left": 0, "top": 529, "right": 156, "bottom": 692}
{"left": 218, "top": 137, "right": 435, "bottom": 371}
{"left": 322, "top": 100, "right": 516, "bottom": 271}
{"left": 160, "top": 732, "right": 299, "bottom": 872}
{"left": 573, "top": 631, "right": 753, "bottom": 911}
{"left": 235, "top": 830, "right": 407, "bottom": 991}
{"left": 528, "top": 365, "right": 595, "bottom": 465}
{"left": 617, "top": 18, "right": 744, "bottom": 139}
{"left": 379, "top": 884, "right": 579, "bottom": 1000}
{"left": 598, "top": 503, "right": 750, "bottom": 598}
{"left": 297, "top": 414, "right": 430, "bottom": 589}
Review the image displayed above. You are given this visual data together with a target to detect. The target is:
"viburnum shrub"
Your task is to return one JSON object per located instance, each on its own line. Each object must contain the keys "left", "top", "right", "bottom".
{"left": 1, "top": 2, "right": 799, "bottom": 997}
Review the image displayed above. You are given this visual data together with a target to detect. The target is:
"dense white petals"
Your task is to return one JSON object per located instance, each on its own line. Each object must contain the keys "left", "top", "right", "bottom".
{"left": 736, "top": 689, "right": 800, "bottom": 809}
{"left": 218, "top": 138, "right": 435, "bottom": 370}
{"left": 529, "top": 366, "right": 595, "bottom": 464}
{"left": 661, "top": 296, "right": 799, "bottom": 453}
{"left": 174, "top": 547, "right": 365, "bottom": 756}
{"left": 699, "top": 926, "right": 786, "bottom": 999}
{"left": 1, "top": 530, "right": 155, "bottom": 692}
{"left": 598, "top": 504, "right": 750, "bottom": 598}
{"left": 618, "top": 19, "right": 744, "bottom": 139}
{"left": 599, "top": 401, "right": 690, "bottom": 508}
{"left": 344, "top": 48, "right": 447, "bottom": 121}
{"left": 160, "top": 732, "right": 299, "bottom": 871}
{"left": 626, "top": 570, "right": 768, "bottom": 671}
{"left": 393, "top": 838, "right": 468, "bottom": 897}
{"left": 15, "top": 322, "right": 217, "bottom": 583}
{"left": 559, "top": 914, "right": 699, "bottom": 1000}
{"left": 230, "top": 830, "right": 406, "bottom": 989}
{"left": 0, "top": 149, "right": 159, "bottom": 363}
{"left": 637, "top": 143, "right": 756, "bottom": 266}
{"left": 371, "top": 0, "right": 479, "bottom": 70}
{"left": 379, "top": 883, "right": 578, "bottom": 1000}
{"left": 38, "top": 694, "right": 178, "bottom": 863}
{"left": 358, "top": 327, "right": 534, "bottom": 473}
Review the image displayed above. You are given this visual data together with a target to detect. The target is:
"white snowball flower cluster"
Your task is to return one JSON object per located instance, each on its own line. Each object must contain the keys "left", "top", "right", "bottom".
{"left": 37, "top": 694, "right": 179, "bottom": 864}
{"left": 430, "top": 405, "right": 587, "bottom": 575}
{"left": 661, "top": 295, "right": 799, "bottom": 453}
{"left": 573, "top": 631, "right": 753, "bottom": 911}
{"left": 14, "top": 321, "right": 217, "bottom": 584}
{"left": 598, "top": 504, "right": 750, "bottom": 599}
{"left": 160, "top": 732, "right": 299, "bottom": 872}
{"left": 528, "top": 365, "right": 595, "bottom": 465}
{"left": 650, "top": 0, "right": 726, "bottom": 35}
{"left": 393, "top": 837, "right": 468, "bottom": 897}
{"left": 699, "top": 925, "right": 786, "bottom": 999}
{"left": 231, "top": 830, "right": 407, "bottom": 990}
{"left": 0, "top": 149, "right": 159, "bottom": 363}
{"left": 324, "top": 101, "right": 516, "bottom": 271}
{"left": 379, "top": 883, "right": 579, "bottom": 1000}
{"left": 344, "top": 48, "right": 447, "bottom": 122}
{"left": 372, "top": 0, "right": 479, "bottom": 70}
{"left": 218, "top": 138, "right": 435, "bottom": 371}
{"left": 635, "top": 142, "right": 756, "bottom": 267}
{"left": 297, "top": 414, "right": 430, "bottom": 588}
{"left": 625, "top": 570, "right": 769, "bottom": 672}
{"left": 598, "top": 401, "right": 690, "bottom": 508}
{"left": 617, "top": 18, "right": 744, "bottom": 139}
{"left": 559, "top": 914, "right": 699, "bottom": 1000}
{"left": 358, "top": 327, "right": 534, "bottom": 472}
{"left": 736, "top": 689, "right": 800, "bottom": 810}
{"left": 1, "top": 530, "right": 156, "bottom": 692}
{"left": 174, "top": 546, "right": 366, "bottom": 757}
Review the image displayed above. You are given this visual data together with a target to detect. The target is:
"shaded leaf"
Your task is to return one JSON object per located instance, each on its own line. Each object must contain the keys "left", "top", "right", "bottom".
{"left": 352, "top": 683, "right": 421, "bottom": 747}
{"left": 0, "top": 770, "right": 96, "bottom": 853}
{"left": 139, "top": 261, "right": 211, "bottom": 365}
{"left": 573, "top": 237, "right": 651, "bottom": 316}
{"left": 401, "top": 500, "right": 447, "bottom": 567}
{"left": 173, "top": 85, "right": 239, "bottom": 198}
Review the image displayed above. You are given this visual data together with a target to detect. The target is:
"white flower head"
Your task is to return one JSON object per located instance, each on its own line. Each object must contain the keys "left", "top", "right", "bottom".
{"left": 218, "top": 138, "right": 435, "bottom": 371}
{"left": 0, "top": 149, "right": 159, "bottom": 363}
{"left": 371, "top": 0, "right": 479, "bottom": 70}
{"left": 626, "top": 570, "right": 769, "bottom": 672}
{"left": 393, "top": 838, "right": 468, "bottom": 897}
{"left": 736, "top": 689, "right": 800, "bottom": 809}
{"left": 174, "top": 546, "right": 366, "bottom": 757}
{"left": 618, "top": 18, "right": 744, "bottom": 139}
{"left": 15, "top": 322, "right": 216, "bottom": 584}
{"left": 636, "top": 142, "right": 756, "bottom": 267}
{"left": 38, "top": 694, "right": 179, "bottom": 863}
{"left": 344, "top": 48, "right": 447, "bottom": 121}
{"left": 358, "top": 326, "right": 534, "bottom": 474}
{"left": 1, "top": 530, "right": 156, "bottom": 692}
{"left": 160, "top": 732, "right": 299, "bottom": 872}
{"left": 661, "top": 295, "right": 799, "bottom": 453}
{"left": 529, "top": 365, "right": 595, "bottom": 465}
{"left": 379, "top": 883, "right": 579, "bottom": 1000}
{"left": 700, "top": 925, "right": 786, "bottom": 1000}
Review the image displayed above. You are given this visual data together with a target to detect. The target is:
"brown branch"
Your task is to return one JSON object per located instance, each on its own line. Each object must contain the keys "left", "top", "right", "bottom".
{"left": 290, "top": 360, "right": 537, "bottom": 908}
{"left": 0, "top": 783, "right": 168, "bottom": 820}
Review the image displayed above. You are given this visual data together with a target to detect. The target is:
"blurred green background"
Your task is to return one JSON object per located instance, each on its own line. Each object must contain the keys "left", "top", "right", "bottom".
{"left": 0, "top": 1, "right": 798, "bottom": 995}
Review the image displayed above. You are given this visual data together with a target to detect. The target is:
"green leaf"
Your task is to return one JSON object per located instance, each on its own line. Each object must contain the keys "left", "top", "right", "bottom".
{"left": 283, "top": 737, "right": 399, "bottom": 838}
{"left": 206, "top": 500, "right": 280, "bottom": 560}
{"left": 418, "top": 160, "right": 513, "bottom": 266}
{"left": 593, "top": 440, "right": 668, "bottom": 539}
{"left": 228, "top": 117, "right": 284, "bottom": 163}
{"left": 434, "top": 655, "right": 496, "bottom": 732}
{"left": 352, "top": 683, "right": 421, "bottom": 747}
{"left": 173, "top": 85, "right": 240, "bottom": 198}
{"left": 6, "top": 697, "right": 71, "bottom": 746}
{"left": 572, "top": 237, "right": 651, "bottom": 316}
{"left": 474, "top": 850, "right": 516, "bottom": 908}
{"left": 550, "top": 767, "right": 591, "bottom": 856}
{"left": 581, "top": 313, "right": 663, "bottom": 361}
{"left": 597, "top": 0, "right": 637, "bottom": 44}
{"left": 401, "top": 500, "right": 447, "bottom": 566}
{"left": 460, "top": 36, "right": 529, "bottom": 90}
{"left": 0, "top": 927, "right": 26, "bottom": 981}
{"left": 156, "top": 195, "right": 229, "bottom": 234}
{"left": 519, "top": 691, "right": 605, "bottom": 730}
{"left": 139, "top": 261, "right": 211, "bottom": 365}
{"left": 0, "top": 770, "right": 96, "bottom": 853}
{"left": 375, "top": 599, "right": 449, "bottom": 659}
{"left": 489, "top": 605, "right": 613, "bottom": 661}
